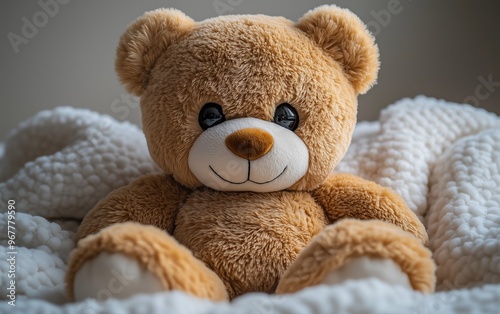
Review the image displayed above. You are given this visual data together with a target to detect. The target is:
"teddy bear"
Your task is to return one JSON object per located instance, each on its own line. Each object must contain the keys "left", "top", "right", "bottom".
{"left": 66, "top": 5, "right": 436, "bottom": 302}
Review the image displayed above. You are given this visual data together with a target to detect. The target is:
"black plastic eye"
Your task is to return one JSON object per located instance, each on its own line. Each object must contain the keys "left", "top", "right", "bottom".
{"left": 199, "top": 103, "right": 225, "bottom": 130}
{"left": 273, "top": 103, "right": 299, "bottom": 131}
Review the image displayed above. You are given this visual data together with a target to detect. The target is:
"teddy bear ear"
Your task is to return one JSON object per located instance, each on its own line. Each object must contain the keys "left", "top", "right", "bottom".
{"left": 115, "top": 8, "right": 195, "bottom": 96}
{"left": 296, "top": 5, "right": 380, "bottom": 94}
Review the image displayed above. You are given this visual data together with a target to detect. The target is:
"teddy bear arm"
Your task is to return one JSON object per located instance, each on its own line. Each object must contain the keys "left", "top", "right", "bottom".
{"left": 76, "top": 174, "right": 190, "bottom": 241}
{"left": 311, "top": 173, "right": 428, "bottom": 243}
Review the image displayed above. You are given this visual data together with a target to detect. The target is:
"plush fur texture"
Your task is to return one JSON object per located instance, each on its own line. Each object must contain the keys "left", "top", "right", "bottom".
{"left": 68, "top": 222, "right": 228, "bottom": 301}
{"left": 76, "top": 174, "right": 190, "bottom": 239}
{"left": 126, "top": 7, "right": 364, "bottom": 190}
{"left": 66, "top": 5, "right": 436, "bottom": 302}
{"left": 312, "top": 173, "right": 429, "bottom": 243}
{"left": 115, "top": 9, "right": 195, "bottom": 96}
{"left": 296, "top": 5, "right": 379, "bottom": 94}
{"left": 276, "top": 219, "right": 435, "bottom": 294}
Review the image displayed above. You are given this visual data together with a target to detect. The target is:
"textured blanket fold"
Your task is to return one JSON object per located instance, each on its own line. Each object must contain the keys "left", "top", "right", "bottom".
{"left": 1, "top": 97, "right": 499, "bottom": 313}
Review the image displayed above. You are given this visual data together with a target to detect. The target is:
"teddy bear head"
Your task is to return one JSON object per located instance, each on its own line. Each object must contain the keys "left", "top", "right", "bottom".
{"left": 115, "top": 5, "right": 379, "bottom": 192}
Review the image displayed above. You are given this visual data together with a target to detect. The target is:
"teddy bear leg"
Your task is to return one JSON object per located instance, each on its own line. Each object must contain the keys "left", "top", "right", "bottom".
{"left": 66, "top": 222, "right": 228, "bottom": 302}
{"left": 276, "top": 219, "right": 435, "bottom": 294}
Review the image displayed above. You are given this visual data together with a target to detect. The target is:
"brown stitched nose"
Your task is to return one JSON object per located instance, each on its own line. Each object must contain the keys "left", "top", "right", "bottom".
{"left": 225, "top": 128, "right": 274, "bottom": 161}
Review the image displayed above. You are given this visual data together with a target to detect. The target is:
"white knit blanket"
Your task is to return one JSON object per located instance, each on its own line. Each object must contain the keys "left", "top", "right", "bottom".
{"left": 1, "top": 97, "right": 499, "bottom": 313}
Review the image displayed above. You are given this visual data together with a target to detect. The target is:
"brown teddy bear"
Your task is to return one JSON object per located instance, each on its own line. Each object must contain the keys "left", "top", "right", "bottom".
{"left": 66, "top": 5, "right": 435, "bottom": 302}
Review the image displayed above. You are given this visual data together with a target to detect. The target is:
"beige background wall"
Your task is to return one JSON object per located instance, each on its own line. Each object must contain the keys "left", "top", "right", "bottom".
{"left": 1, "top": 0, "right": 499, "bottom": 139}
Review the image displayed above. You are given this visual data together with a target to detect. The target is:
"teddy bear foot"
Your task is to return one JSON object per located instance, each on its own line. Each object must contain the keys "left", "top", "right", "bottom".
{"left": 66, "top": 222, "right": 228, "bottom": 302}
{"left": 74, "top": 251, "right": 164, "bottom": 301}
{"left": 320, "top": 256, "right": 411, "bottom": 288}
{"left": 276, "top": 219, "right": 436, "bottom": 294}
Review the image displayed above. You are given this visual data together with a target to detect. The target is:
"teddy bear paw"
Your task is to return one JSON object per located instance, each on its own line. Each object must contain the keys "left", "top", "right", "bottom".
{"left": 320, "top": 256, "right": 411, "bottom": 288}
{"left": 73, "top": 252, "right": 164, "bottom": 301}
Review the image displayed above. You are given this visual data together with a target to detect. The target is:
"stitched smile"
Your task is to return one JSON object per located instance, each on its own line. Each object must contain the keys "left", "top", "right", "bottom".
{"left": 209, "top": 162, "right": 287, "bottom": 185}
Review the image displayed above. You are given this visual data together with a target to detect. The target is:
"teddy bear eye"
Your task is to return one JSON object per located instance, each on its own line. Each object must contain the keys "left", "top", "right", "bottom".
{"left": 273, "top": 103, "right": 299, "bottom": 131}
{"left": 199, "top": 103, "right": 226, "bottom": 130}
